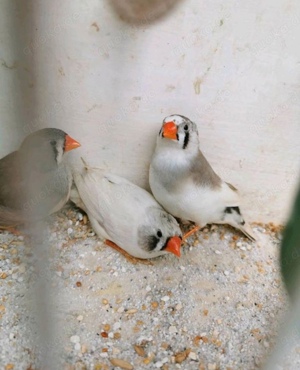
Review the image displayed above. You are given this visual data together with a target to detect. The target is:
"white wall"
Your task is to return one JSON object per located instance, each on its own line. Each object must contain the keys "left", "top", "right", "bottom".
{"left": 1, "top": 0, "right": 299, "bottom": 223}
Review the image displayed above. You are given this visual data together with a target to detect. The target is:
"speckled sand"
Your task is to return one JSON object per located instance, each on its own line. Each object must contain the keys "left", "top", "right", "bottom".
{"left": 0, "top": 205, "right": 299, "bottom": 370}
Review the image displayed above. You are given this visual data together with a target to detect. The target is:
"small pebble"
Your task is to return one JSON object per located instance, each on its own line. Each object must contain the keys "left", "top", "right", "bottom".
{"left": 188, "top": 352, "right": 197, "bottom": 361}
{"left": 112, "top": 347, "right": 121, "bottom": 355}
{"left": 77, "top": 212, "right": 83, "bottom": 221}
{"left": 19, "top": 264, "right": 26, "bottom": 274}
{"left": 169, "top": 326, "right": 177, "bottom": 334}
{"left": 208, "top": 364, "right": 217, "bottom": 370}
{"left": 113, "top": 322, "right": 121, "bottom": 331}
{"left": 70, "top": 335, "right": 80, "bottom": 344}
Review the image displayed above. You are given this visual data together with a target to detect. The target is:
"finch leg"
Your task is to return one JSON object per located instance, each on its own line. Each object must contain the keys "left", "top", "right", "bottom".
{"left": 0, "top": 226, "right": 21, "bottom": 236}
{"left": 105, "top": 240, "right": 153, "bottom": 265}
{"left": 183, "top": 225, "right": 201, "bottom": 241}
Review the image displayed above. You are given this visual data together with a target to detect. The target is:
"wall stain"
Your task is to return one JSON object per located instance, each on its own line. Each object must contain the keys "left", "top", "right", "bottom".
{"left": 87, "top": 104, "right": 101, "bottom": 113}
{"left": 58, "top": 67, "right": 65, "bottom": 76}
{"left": 193, "top": 78, "right": 201, "bottom": 95}
{"left": 91, "top": 22, "right": 100, "bottom": 32}
{"left": 193, "top": 64, "right": 213, "bottom": 95}
{"left": 178, "top": 53, "right": 186, "bottom": 68}
{"left": 0, "top": 59, "right": 17, "bottom": 70}
{"left": 166, "top": 85, "right": 176, "bottom": 92}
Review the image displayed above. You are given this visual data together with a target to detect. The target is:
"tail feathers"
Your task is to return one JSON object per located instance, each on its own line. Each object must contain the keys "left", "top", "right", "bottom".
{"left": 238, "top": 222, "right": 256, "bottom": 242}
{"left": 223, "top": 206, "right": 256, "bottom": 242}
{"left": 0, "top": 205, "right": 25, "bottom": 226}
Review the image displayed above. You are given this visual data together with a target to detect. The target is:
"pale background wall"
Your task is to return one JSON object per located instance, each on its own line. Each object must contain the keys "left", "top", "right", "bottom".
{"left": 0, "top": 0, "right": 299, "bottom": 223}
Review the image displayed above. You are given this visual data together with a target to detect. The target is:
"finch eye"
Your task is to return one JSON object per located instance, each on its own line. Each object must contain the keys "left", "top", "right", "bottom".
{"left": 183, "top": 124, "right": 188, "bottom": 131}
{"left": 157, "top": 230, "right": 162, "bottom": 238}
{"left": 50, "top": 140, "right": 57, "bottom": 146}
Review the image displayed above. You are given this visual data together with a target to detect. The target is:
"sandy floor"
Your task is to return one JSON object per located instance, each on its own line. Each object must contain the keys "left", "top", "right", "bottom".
{"left": 0, "top": 205, "right": 299, "bottom": 370}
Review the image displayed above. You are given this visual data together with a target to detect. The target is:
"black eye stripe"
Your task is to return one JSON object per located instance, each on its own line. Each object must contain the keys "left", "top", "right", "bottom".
{"left": 147, "top": 235, "right": 160, "bottom": 251}
{"left": 224, "top": 206, "right": 241, "bottom": 215}
{"left": 50, "top": 140, "right": 59, "bottom": 160}
{"left": 183, "top": 132, "right": 189, "bottom": 149}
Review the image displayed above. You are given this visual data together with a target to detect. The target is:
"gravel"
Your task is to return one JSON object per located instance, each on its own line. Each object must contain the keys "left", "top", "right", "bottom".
{"left": 0, "top": 204, "right": 299, "bottom": 369}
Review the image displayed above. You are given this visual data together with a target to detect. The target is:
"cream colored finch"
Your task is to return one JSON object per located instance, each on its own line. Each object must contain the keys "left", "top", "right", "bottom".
{"left": 70, "top": 159, "right": 182, "bottom": 259}
{"left": 149, "top": 114, "right": 255, "bottom": 241}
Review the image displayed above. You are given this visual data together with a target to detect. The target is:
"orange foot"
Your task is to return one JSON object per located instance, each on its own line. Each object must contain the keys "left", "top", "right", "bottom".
{"left": 0, "top": 226, "right": 21, "bottom": 236}
{"left": 183, "top": 225, "right": 201, "bottom": 241}
{"left": 105, "top": 240, "right": 153, "bottom": 265}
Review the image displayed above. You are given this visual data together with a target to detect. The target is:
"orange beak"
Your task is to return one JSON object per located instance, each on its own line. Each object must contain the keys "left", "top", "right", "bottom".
{"left": 162, "top": 121, "right": 178, "bottom": 140}
{"left": 65, "top": 135, "right": 81, "bottom": 152}
{"left": 165, "top": 236, "right": 182, "bottom": 257}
